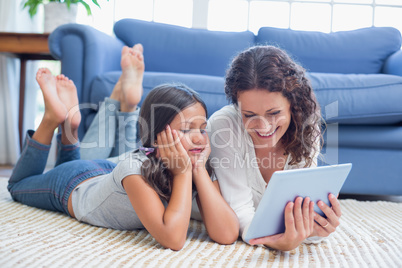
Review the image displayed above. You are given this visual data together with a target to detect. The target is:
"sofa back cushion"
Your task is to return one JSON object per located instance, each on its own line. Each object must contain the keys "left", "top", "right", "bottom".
{"left": 309, "top": 72, "right": 402, "bottom": 125}
{"left": 114, "top": 19, "right": 255, "bottom": 77}
{"left": 88, "top": 71, "right": 226, "bottom": 126}
{"left": 257, "top": 27, "right": 402, "bottom": 74}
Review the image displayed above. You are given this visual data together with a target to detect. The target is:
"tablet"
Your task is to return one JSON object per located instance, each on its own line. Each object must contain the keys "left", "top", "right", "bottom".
{"left": 244, "top": 163, "right": 352, "bottom": 243}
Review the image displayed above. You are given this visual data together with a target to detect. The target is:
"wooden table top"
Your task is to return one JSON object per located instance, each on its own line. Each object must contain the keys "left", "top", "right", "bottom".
{"left": 0, "top": 32, "right": 52, "bottom": 56}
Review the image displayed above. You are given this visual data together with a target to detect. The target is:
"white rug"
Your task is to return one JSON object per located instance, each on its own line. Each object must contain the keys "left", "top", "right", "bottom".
{"left": 0, "top": 177, "right": 401, "bottom": 267}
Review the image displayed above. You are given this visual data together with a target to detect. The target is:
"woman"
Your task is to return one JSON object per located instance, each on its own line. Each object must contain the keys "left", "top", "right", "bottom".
{"left": 208, "top": 45, "right": 342, "bottom": 251}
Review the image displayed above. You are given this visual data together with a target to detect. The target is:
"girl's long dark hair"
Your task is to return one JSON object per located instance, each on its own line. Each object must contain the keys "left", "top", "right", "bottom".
{"left": 139, "top": 83, "right": 210, "bottom": 201}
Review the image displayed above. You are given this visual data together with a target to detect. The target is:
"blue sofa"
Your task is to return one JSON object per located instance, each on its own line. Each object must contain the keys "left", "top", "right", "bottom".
{"left": 48, "top": 19, "right": 402, "bottom": 197}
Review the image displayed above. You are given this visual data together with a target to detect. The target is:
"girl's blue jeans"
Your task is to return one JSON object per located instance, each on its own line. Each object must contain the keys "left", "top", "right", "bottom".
{"left": 80, "top": 97, "right": 140, "bottom": 160}
{"left": 7, "top": 130, "right": 116, "bottom": 217}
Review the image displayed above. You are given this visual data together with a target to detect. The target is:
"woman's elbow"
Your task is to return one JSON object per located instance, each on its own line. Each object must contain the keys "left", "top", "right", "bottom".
{"left": 165, "top": 242, "right": 185, "bottom": 251}
{"left": 160, "top": 234, "right": 187, "bottom": 251}
{"left": 208, "top": 218, "right": 240, "bottom": 245}
{"left": 212, "top": 233, "right": 239, "bottom": 245}
{"left": 209, "top": 227, "right": 239, "bottom": 245}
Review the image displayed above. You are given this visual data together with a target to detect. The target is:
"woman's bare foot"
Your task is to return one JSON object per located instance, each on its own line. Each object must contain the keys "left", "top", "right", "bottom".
{"left": 120, "top": 44, "right": 144, "bottom": 112}
{"left": 56, "top": 74, "right": 81, "bottom": 145}
{"left": 32, "top": 68, "right": 68, "bottom": 145}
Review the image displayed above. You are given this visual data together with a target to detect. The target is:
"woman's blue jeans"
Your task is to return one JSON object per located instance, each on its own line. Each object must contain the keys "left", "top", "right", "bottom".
{"left": 7, "top": 130, "right": 116, "bottom": 217}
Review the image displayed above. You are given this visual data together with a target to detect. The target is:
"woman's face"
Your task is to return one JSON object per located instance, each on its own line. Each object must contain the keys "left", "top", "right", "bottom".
{"left": 237, "top": 89, "right": 291, "bottom": 149}
{"left": 169, "top": 102, "right": 208, "bottom": 160}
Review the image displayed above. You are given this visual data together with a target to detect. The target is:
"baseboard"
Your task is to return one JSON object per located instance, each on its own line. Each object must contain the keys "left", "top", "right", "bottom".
{"left": 339, "top": 193, "right": 402, "bottom": 203}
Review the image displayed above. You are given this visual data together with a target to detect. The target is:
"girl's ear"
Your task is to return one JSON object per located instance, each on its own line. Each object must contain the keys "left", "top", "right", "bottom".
{"left": 153, "top": 142, "right": 159, "bottom": 156}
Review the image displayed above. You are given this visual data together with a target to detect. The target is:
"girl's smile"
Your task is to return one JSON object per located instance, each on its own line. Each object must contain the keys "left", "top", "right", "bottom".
{"left": 188, "top": 148, "right": 205, "bottom": 154}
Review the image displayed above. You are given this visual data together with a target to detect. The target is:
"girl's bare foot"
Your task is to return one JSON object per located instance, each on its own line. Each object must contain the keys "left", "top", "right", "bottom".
{"left": 56, "top": 74, "right": 81, "bottom": 144}
{"left": 120, "top": 44, "right": 144, "bottom": 112}
{"left": 36, "top": 68, "right": 68, "bottom": 125}
{"left": 33, "top": 68, "right": 68, "bottom": 145}
{"left": 109, "top": 77, "right": 122, "bottom": 101}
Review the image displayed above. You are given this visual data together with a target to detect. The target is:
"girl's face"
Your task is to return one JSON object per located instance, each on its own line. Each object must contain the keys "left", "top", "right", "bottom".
{"left": 237, "top": 89, "right": 291, "bottom": 149}
{"left": 169, "top": 102, "right": 208, "bottom": 158}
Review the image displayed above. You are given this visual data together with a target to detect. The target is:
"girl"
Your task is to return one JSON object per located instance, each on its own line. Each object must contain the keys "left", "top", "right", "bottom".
{"left": 8, "top": 45, "right": 239, "bottom": 251}
{"left": 208, "top": 45, "right": 342, "bottom": 251}
{"left": 79, "top": 44, "right": 144, "bottom": 161}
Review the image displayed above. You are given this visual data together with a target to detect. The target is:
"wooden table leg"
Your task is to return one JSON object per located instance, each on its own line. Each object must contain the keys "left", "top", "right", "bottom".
{"left": 18, "top": 57, "right": 27, "bottom": 150}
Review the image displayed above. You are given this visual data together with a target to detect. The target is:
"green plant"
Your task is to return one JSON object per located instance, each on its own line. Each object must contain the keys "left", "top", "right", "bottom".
{"left": 22, "top": 0, "right": 109, "bottom": 18}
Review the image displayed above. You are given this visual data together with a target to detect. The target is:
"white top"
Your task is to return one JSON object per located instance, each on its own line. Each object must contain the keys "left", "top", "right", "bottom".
{"left": 208, "top": 105, "right": 321, "bottom": 243}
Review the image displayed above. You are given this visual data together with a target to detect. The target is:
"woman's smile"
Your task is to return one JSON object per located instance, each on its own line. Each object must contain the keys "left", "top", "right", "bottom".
{"left": 255, "top": 126, "right": 279, "bottom": 138}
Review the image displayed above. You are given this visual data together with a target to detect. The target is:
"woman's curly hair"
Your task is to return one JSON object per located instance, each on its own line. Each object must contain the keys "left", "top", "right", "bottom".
{"left": 225, "top": 45, "right": 322, "bottom": 167}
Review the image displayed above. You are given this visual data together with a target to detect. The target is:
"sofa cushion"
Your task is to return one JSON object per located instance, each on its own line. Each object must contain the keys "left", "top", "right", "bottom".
{"left": 114, "top": 19, "right": 255, "bottom": 77}
{"left": 88, "top": 71, "right": 402, "bottom": 131}
{"left": 257, "top": 27, "right": 402, "bottom": 74}
{"left": 309, "top": 73, "right": 402, "bottom": 124}
{"left": 323, "top": 125, "right": 402, "bottom": 150}
{"left": 141, "top": 72, "right": 227, "bottom": 118}
{"left": 320, "top": 147, "right": 402, "bottom": 195}
{"left": 88, "top": 71, "right": 226, "bottom": 130}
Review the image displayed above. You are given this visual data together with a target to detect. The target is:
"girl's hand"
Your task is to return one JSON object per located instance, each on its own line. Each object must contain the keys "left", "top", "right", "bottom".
{"left": 310, "top": 193, "right": 341, "bottom": 237}
{"left": 249, "top": 197, "right": 315, "bottom": 251}
{"left": 191, "top": 134, "right": 211, "bottom": 173}
{"left": 157, "top": 125, "right": 192, "bottom": 177}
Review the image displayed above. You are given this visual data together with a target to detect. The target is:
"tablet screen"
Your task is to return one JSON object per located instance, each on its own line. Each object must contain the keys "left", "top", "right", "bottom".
{"left": 244, "top": 163, "right": 352, "bottom": 243}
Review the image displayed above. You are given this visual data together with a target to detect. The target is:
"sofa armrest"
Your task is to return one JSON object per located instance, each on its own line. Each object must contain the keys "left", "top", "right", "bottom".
{"left": 49, "top": 23, "right": 125, "bottom": 139}
{"left": 383, "top": 50, "right": 402, "bottom": 76}
{"left": 49, "top": 24, "right": 125, "bottom": 104}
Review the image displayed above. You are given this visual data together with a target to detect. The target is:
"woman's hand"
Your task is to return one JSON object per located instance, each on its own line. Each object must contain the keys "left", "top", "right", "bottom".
{"left": 157, "top": 125, "right": 192, "bottom": 177}
{"left": 310, "top": 193, "right": 341, "bottom": 237}
{"left": 249, "top": 197, "right": 315, "bottom": 251}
